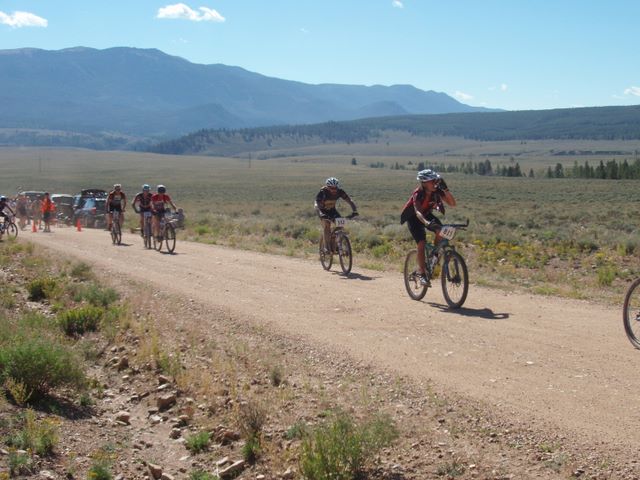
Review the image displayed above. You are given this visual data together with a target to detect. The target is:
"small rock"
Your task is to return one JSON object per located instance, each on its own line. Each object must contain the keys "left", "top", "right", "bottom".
{"left": 39, "top": 471, "right": 56, "bottom": 479}
{"left": 170, "top": 428, "right": 182, "bottom": 439}
{"left": 157, "top": 393, "right": 177, "bottom": 411}
{"left": 161, "top": 474, "right": 175, "bottom": 480}
{"left": 114, "top": 411, "right": 131, "bottom": 425}
{"left": 148, "top": 463, "right": 163, "bottom": 479}
{"left": 219, "top": 460, "right": 245, "bottom": 479}
{"left": 281, "top": 467, "right": 295, "bottom": 479}
{"left": 216, "top": 456, "right": 229, "bottom": 467}
{"left": 158, "top": 375, "right": 171, "bottom": 385}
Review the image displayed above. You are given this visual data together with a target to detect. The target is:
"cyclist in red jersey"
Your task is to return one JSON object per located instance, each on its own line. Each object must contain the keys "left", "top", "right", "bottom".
{"left": 400, "top": 169, "right": 456, "bottom": 285}
{"left": 132, "top": 184, "right": 153, "bottom": 237}
{"left": 151, "top": 185, "right": 178, "bottom": 240}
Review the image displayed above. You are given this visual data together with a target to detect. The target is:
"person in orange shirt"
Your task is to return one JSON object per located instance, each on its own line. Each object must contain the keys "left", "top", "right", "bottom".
{"left": 41, "top": 192, "right": 56, "bottom": 233}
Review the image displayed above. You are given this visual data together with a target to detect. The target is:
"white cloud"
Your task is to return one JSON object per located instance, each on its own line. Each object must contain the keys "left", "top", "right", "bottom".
{"left": 624, "top": 86, "right": 640, "bottom": 97}
{"left": 0, "top": 10, "right": 48, "bottom": 28}
{"left": 157, "top": 3, "right": 225, "bottom": 22}
{"left": 500, "top": 83, "right": 508, "bottom": 92}
{"left": 392, "top": 1, "right": 404, "bottom": 8}
{"left": 454, "top": 91, "right": 473, "bottom": 101}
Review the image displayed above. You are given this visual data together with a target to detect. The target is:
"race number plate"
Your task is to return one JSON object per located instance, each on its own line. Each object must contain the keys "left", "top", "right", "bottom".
{"left": 440, "top": 226, "right": 456, "bottom": 240}
{"left": 335, "top": 217, "right": 347, "bottom": 227}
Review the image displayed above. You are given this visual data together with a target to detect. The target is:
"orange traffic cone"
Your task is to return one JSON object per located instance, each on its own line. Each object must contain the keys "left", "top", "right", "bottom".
{"left": 31, "top": 221, "right": 37, "bottom": 233}
{"left": 76, "top": 219, "right": 82, "bottom": 232}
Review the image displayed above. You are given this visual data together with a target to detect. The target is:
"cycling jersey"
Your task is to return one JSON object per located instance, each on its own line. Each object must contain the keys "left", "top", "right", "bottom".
{"left": 107, "top": 190, "right": 126, "bottom": 212}
{"left": 400, "top": 187, "right": 442, "bottom": 224}
{"left": 151, "top": 193, "right": 172, "bottom": 213}
{"left": 315, "top": 187, "right": 354, "bottom": 213}
{"left": 133, "top": 192, "right": 153, "bottom": 212}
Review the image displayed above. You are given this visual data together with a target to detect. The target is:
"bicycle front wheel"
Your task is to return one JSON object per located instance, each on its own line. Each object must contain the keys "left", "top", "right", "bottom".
{"left": 337, "top": 234, "right": 352, "bottom": 274}
{"left": 441, "top": 250, "right": 469, "bottom": 309}
{"left": 153, "top": 230, "right": 163, "bottom": 251}
{"left": 403, "top": 250, "right": 428, "bottom": 300}
{"left": 623, "top": 278, "right": 640, "bottom": 349}
{"left": 143, "top": 220, "right": 152, "bottom": 249}
{"left": 164, "top": 224, "right": 176, "bottom": 253}
{"left": 111, "top": 223, "right": 121, "bottom": 245}
{"left": 6, "top": 222, "right": 18, "bottom": 239}
{"left": 319, "top": 236, "right": 333, "bottom": 270}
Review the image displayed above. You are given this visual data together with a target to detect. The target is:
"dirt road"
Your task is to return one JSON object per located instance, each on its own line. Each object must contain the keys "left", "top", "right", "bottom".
{"left": 26, "top": 227, "right": 640, "bottom": 451}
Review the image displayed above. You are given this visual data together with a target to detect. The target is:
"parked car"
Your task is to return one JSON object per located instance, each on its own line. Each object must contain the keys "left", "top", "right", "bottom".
{"left": 74, "top": 197, "right": 107, "bottom": 229}
{"left": 19, "top": 191, "right": 45, "bottom": 202}
{"left": 51, "top": 194, "right": 74, "bottom": 225}
{"left": 72, "top": 189, "right": 107, "bottom": 227}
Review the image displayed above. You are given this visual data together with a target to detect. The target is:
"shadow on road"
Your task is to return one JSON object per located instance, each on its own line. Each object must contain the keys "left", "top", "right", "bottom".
{"left": 334, "top": 271, "right": 377, "bottom": 281}
{"left": 428, "top": 302, "right": 510, "bottom": 320}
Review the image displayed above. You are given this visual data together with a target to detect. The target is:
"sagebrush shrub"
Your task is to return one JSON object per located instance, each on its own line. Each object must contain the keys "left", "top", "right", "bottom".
{"left": 27, "top": 277, "right": 59, "bottom": 301}
{"left": 185, "top": 431, "right": 210, "bottom": 453}
{"left": 58, "top": 305, "right": 104, "bottom": 336}
{"left": 0, "top": 335, "right": 86, "bottom": 400}
{"left": 299, "top": 411, "right": 398, "bottom": 480}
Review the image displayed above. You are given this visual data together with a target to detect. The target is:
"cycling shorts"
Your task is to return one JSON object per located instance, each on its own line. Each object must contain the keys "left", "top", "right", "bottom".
{"left": 318, "top": 208, "right": 340, "bottom": 220}
{"left": 108, "top": 205, "right": 123, "bottom": 213}
{"left": 407, "top": 213, "right": 441, "bottom": 244}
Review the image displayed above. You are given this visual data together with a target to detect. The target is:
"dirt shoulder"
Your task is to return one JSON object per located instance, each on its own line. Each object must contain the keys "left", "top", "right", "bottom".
{"left": 20, "top": 227, "right": 640, "bottom": 478}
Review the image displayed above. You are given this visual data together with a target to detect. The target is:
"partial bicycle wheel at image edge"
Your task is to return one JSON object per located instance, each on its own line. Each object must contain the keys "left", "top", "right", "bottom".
{"left": 403, "top": 250, "right": 428, "bottom": 300}
{"left": 623, "top": 278, "right": 640, "bottom": 349}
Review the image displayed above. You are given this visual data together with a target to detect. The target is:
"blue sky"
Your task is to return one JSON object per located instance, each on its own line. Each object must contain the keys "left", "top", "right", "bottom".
{"left": 1, "top": 0, "right": 638, "bottom": 111}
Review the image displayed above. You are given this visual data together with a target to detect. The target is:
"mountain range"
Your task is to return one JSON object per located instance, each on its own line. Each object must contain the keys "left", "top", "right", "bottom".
{"left": 0, "top": 46, "right": 493, "bottom": 139}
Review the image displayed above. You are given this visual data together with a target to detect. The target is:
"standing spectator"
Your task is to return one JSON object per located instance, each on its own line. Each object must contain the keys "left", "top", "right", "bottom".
{"left": 41, "top": 192, "right": 56, "bottom": 233}
{"left": 15, "top": 194, "right": 29, "bottom": 230}
{"left": 31, "top": 196, "right": 42, "bottom": 230}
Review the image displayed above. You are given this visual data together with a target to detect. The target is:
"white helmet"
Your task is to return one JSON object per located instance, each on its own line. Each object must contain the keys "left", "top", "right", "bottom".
{"left": 325, "top": 177, "right": 340, "bottom": 188}
{"left": 416, "top": 169, "right": 440, "bottom": 182}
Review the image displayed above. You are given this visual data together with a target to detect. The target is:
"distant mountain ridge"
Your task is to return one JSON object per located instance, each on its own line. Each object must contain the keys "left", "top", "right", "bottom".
{"left": 0, "top": 46, "right": 493, "bottom": 140}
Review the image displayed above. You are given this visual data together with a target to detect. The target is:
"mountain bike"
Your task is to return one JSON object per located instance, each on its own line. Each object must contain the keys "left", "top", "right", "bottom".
{"left": 623, "top": 279, "right": 640, "bottom": 349}
{"left": 319, "top": 212, "right": 358, "bottom": 274}
{"left": 403, "top": 221, "right": 469, "bottom": 309}
{"left": 153, "top": 211, "right": 176, "bottom": 254}
{"left": 110, "top": 210, "right": 122, "bottom": 245}
{"left": 142, "top": 211, "right": 153, "bottom": 249}
{"left": 0, "top": 216, "right": 18, "bottom": 240}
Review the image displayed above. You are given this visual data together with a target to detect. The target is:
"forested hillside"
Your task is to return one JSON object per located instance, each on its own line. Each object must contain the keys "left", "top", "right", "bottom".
{"left": 150, "top": 104, "right": 640, "bottom": 155}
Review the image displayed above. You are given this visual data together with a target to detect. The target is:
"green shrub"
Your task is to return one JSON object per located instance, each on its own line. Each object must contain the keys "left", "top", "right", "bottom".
{"left": 87, "top": 462, "right": 113, "bottom": 480}
{"left": 74, "top": 284, "right": 119, "bottom": 307}
{"left": 597, "top": 266, "right": 616, "bottom": 286}
{"left": 269, "top": 364, "right": 284, "bottom": 387}
{"left": 27, "top": 277, "right": 59, "bottom": 301}
{"left": 285, "top": 420, "right": 309, "bottom": 440}
{"left": 70, "top": 261, "right": 93, "bottom": 281}
{"left": 299, "top": 411, "right": 398, "bottom": 480}
{"left": 7, "top": 409, "right": 59, "bottom": 456}
{"left": 190, "top": 471, "right": 219, "bottom": 480}
{"left": 0, "top": 335, "right": 86, "bottom": 400}
{"left": 58, "top": 306, "right": 104, "bottom": 336}
{"left": 242, "top": 434, "right": 260, "bottom": 463}
{"left": 185, "top": 431, "right": 211, "bottom": 453}
{"left": 8, "top": 449, "right": 34, "bottom": 476}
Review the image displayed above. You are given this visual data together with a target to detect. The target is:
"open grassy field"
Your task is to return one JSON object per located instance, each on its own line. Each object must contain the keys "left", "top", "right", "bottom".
{"left": 1, "top": 139, "right": 640, "bottom": 303}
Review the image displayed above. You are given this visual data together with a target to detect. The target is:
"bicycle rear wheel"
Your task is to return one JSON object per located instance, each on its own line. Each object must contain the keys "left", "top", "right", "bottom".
{"left": 441, "top": 250, "right": 469, "bottom": 309}
{"left": 623, "top": 278, "right": 640, "bottom": 349}
{"left": 319, "top": 236, "right": 333, "bottom": 270}
{"left": 337, "top": 234, "right": 352, "bottom": 274}
{"left": 153, "top": 230, "right": 163, "bottom": 251}
{"left": 164, "top": 224, "right": 176, "bottom": 253}
{"left": 403, "top": 250, "right": 428, "bottom": 300}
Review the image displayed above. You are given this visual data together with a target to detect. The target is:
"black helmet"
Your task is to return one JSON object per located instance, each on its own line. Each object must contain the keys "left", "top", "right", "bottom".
{"left": 157, "top": 185, "right": 166, "bottom": 194}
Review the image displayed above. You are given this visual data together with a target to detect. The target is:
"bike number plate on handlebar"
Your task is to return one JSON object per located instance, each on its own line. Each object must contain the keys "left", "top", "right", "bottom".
{"left": 335, "top": 217, "right": 347, "bottom": 227}
{"left": 143, "top": 211, "right": 152, "bottom": 218}
{"left": 440, "top": 226, "right": 456, "bottom": 240}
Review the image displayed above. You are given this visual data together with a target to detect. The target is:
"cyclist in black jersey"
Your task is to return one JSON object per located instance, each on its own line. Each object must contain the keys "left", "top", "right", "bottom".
{"left": 132, "top": 184, "right": 153, "bottom": 237}
{"left": 314, "top": 177, "right": 358, "bottom": 254}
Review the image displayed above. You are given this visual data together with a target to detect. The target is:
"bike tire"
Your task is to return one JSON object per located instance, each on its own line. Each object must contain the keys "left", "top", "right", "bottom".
{"left": 623, "top": 278, "right": 640, "bottom": 349}
{"left": 153, "top": 232, "right": 163, "bottom": 251}
{"left": 319, "top": 236, "right": 333, "bottom": 270}
{"left": 441, "top": 250, "right": 469, "bottom": 309}
{"left": 403, "top": 250, "right": 428, "bottom": 300}
{"left": 6, "top": 222, "right": 18, "bottom": 239}
{"left": 112, "top": 223, "right": 122, "bottom": 245}
{"left": 337, "top": 234, "right": 352, "bottom": 274}
{"left": 164, "top": 224, "right": 176, "bottom": 253}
